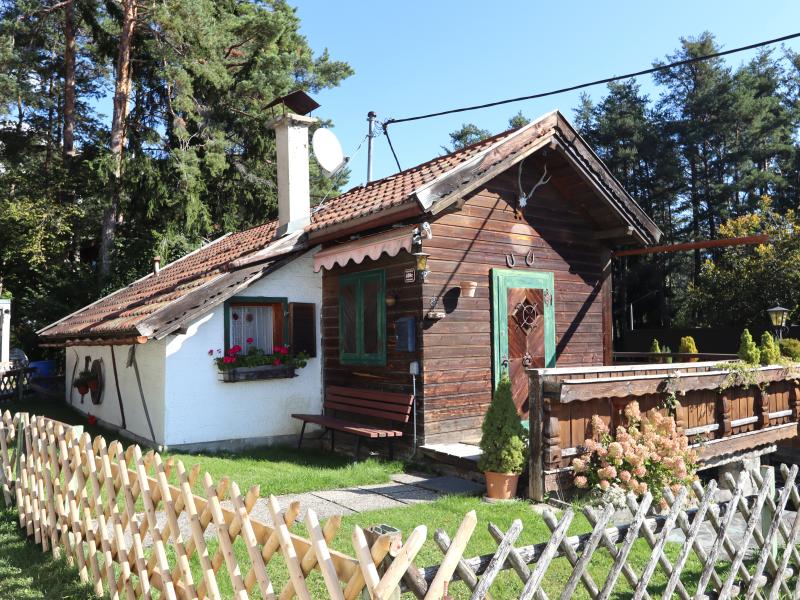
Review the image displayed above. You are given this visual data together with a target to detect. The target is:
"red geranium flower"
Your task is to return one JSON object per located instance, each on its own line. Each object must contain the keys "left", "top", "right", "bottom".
{"left": 223, "top": 356, "right": 235, "bottom": 364}
{"left": 229, "top": 345, "right": 242, "bottom": 354}
{"left": 273, "top": 358, "right": 282, "bottom": 366}
{"left": 246, "top": 337, "right": 254, "bottom": 344}
{"left": 274, "top": 345, "right": 289, "bottom": 355}
{"left": 87, "top": 414, "right": 97, "bottom": 426}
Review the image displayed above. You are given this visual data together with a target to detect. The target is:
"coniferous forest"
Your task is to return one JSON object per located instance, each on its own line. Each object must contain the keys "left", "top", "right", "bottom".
{"left": 0, "top": 2, "right": 797, "bottom": 356}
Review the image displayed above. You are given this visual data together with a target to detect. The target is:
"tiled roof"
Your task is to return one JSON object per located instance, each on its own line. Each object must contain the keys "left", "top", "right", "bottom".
{"left": 39, "top": 221, "right": 278, "bottom": 340}
{"left": 308, "top": 129, "right": 516, "bottom": 232}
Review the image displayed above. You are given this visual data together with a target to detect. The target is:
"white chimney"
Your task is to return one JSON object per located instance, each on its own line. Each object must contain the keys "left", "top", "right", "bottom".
{"left": 269, "top": 113, "right": 317, "bottom": 236}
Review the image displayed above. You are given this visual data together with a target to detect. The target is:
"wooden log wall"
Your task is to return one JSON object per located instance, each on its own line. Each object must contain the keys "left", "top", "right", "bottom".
{"left": 321, "top": 252, "right": 423, "bottom": 450}
{"left": 420, "top": 164, "right": 613, "bottom": 444}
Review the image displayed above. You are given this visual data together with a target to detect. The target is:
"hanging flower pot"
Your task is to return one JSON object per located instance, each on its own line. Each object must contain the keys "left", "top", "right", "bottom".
{"left": 460, "top": 281, "right": 478, "bottom": 298}
{"left": 76, "top": 384, "right": 89, "bottom": 395}
{"left": 87, "top": 379, "right": 100, "bottom": 391}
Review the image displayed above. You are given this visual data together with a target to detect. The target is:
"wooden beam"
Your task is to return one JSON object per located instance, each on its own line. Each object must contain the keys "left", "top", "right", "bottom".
{"left": 612, "top": 234, "right": 770, "bottom": 258}
{"left": 591, "top": 226, "right": 633, "bottom": 241}
{"left": 40, "top": 336, "right": 149, "bottom": 348}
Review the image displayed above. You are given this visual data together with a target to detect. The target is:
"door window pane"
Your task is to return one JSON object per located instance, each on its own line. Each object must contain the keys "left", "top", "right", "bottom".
{"left": 338, "top": 269, "right": 385, "bottom": 364}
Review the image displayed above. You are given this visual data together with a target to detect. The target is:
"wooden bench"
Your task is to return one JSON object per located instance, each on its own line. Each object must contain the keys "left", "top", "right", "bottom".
{"left": 292, "top": 385, "right": 414, "bottom": 459}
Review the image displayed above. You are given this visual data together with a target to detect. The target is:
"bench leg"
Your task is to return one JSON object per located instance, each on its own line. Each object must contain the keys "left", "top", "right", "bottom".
{"left": 388, "top": 437, "right": 394, "bottom": 460}
{"left": 297, "top": 422, "right": 307, "bottom": 449}
{"left": 355, "top": 436, "right": 362, "bottom": 461}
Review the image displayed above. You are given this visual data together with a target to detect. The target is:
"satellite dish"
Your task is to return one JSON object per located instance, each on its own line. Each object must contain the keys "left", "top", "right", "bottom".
{"left": 312, "top": 128, "right": 346, "bottom": 176}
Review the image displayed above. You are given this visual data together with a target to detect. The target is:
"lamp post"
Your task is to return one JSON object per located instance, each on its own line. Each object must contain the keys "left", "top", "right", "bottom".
{"left": 766, "top": 304, "right": 790, "bottom": 340}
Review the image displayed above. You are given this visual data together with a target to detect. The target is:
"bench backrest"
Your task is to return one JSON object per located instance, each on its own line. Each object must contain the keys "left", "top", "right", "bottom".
{"left": 324, "top": 385, "right": 414, "bottom": 424}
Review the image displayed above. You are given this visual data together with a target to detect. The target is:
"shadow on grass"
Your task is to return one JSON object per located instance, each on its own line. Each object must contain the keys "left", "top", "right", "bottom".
{"left": 0, "top": 504, "right": 101, "bottom": 600}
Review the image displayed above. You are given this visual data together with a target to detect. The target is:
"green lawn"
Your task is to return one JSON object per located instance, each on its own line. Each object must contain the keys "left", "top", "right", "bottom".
{"left": 0, "top": 504, "right": 101, "bottom": 600}
{"left": 2, "top": 396, "right": 407, "bottom": 497}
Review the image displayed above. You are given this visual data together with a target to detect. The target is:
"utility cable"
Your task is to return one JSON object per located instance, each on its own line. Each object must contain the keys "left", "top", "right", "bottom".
{"left": 384, "top": 31, "right": 800, "bottom": 126}
{"left": 382, "top": 122, "right": 403, "bottom": 172}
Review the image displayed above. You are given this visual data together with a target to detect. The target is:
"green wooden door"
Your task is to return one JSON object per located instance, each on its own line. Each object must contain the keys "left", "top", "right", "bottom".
{"left": 491, "top": 269, "right": 555, "bottom": 415}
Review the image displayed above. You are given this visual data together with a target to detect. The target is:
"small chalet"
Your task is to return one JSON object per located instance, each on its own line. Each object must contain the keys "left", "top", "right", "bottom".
{"left": 39, "top": 108, "right": 661, "bottom": 454}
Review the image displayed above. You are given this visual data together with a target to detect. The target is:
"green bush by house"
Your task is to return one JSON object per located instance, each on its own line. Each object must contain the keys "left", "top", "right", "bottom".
{"left": 478, "top": 375, "right": 527, "bottom": 474}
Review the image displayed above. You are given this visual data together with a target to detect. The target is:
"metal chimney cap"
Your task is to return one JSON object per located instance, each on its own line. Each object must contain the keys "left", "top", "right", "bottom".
{"left": 265, "top": 90, "right": 320, "bottom": 116}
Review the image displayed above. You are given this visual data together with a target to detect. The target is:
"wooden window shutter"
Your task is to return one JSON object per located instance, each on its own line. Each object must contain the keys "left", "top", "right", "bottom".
{"left": 289, "top": 302, "right": 316, "bottom": 358}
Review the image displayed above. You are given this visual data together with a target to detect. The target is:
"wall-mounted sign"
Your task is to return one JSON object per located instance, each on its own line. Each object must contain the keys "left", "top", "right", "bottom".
{"left": 404, "top": 268, "right": 416, "bottom": 283}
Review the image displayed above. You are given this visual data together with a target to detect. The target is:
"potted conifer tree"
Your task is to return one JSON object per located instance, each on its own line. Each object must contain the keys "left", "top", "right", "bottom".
{"left": 478, "top": 375, "right": 527, "bottom": 499}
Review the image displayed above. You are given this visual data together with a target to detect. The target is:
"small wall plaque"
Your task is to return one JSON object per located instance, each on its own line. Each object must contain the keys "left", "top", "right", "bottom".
{"left": 404, "top": 268, "right": 416, "bottom": 283}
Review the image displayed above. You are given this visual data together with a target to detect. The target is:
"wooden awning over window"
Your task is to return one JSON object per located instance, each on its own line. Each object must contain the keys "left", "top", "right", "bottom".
{"left": 313, "top": 226, "right": 415, "bottom": 272}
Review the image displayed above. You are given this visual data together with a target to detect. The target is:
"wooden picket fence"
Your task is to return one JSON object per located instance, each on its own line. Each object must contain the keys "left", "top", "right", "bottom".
{"left": 3, "top": 410, "right": 800, "bottom": 599}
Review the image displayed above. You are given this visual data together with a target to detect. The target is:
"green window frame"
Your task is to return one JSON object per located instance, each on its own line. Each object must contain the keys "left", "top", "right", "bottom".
{"left": 339, "top": 269, "right": 386, "bottom": 365}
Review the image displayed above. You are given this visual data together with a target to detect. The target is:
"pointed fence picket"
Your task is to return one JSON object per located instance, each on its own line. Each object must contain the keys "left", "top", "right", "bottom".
{"left": 3, "top": 409, "right": 800, "bottom": 599}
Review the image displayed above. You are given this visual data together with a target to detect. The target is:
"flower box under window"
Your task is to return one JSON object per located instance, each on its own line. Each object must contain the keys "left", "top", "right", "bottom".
{"left": 220, "top": 364, "right": 296, "bottom": 382}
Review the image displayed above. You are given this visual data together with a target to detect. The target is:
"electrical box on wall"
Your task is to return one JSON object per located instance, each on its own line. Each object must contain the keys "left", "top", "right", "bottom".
{"left": 395, "top": 316, "right": 416, "bottom": 352}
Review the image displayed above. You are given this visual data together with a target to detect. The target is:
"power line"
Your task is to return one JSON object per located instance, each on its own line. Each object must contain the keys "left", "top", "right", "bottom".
{"left": 384, "top": 31, "right": 800, "bottom": 127}
{"left": 382, "top": 122, "right": 402, "bottom": 172}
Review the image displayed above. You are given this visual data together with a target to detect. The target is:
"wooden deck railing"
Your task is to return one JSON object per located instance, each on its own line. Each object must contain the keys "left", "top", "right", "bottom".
{"left": 528, "top": 361, "right": 800, "bottom": 500}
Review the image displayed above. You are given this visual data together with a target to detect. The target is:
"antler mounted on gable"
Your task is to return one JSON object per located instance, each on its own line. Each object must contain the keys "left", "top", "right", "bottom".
{"left": 517, "top": 159, "right": 551, "bottom": 210}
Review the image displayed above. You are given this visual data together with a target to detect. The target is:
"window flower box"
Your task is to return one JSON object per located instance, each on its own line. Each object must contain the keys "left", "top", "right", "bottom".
{"left": 220, "top": 364, "right": 296, "bottom": 382}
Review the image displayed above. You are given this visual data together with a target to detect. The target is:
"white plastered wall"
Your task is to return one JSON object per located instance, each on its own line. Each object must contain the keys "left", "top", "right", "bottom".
{"left": 64, "top": 340, "right": 167, "bottom": 444}
{"left": 162, "top": 249, "right": 322, "bottom": 447}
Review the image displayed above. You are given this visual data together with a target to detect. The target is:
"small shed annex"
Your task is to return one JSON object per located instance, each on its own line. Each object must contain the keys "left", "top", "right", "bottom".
{"left": 37, "top": 224, "right": 322, "bottom": 449}
{"left": 308, "top": 110, "right": 661, "bottom": 448}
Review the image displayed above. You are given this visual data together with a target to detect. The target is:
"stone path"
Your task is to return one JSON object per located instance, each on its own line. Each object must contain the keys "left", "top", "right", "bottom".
{"left": 140, "top": 473, "right": 482, "bottom": 547}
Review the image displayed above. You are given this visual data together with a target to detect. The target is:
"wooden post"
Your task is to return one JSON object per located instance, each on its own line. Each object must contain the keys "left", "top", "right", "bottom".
{"left": 529, "top": 370, "right": 545, "bottom": 502}
{"left": 719, "top": 391, "right": 732, "bottom": 438}
{"left": 543, "top": 395, "right": 561, "bottom": 471}
{"left": 758, "top": 385, "right": 770, "bottom": 429}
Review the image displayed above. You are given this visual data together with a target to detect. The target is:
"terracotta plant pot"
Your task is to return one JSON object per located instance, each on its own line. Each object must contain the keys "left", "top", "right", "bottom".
{"left": 459, "top": 280, "right": 478, "bottom": 298}
{"left": 484, "top": 471, "right": 520, "bottom": 500}
{"left": 76, "top": 384, "right": 89, "bottom": 395}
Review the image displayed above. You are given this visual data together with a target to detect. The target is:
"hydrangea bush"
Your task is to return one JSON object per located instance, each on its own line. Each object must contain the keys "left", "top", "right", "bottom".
{"left": 572, "top": 401, "right": 698, "bottom": 508}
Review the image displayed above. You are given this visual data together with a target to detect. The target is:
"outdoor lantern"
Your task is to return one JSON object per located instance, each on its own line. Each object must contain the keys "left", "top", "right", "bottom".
{"left": 767, "top": 304, "right": 790, "bottom": 338}
{"left": 413, "top": 251, "right": 430, "bottom": 281}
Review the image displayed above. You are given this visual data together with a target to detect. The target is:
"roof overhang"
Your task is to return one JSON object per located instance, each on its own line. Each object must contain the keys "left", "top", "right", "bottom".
{"left": 313, "top": 226, "right": 415, "bottom": 272}
{"left": 411, "top": 111, "right": 662, "bottom": 247}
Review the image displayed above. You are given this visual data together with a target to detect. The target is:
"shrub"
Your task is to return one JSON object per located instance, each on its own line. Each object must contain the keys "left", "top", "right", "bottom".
{"left": 779, "top": 338, "right": 800, "bottom": 361}
{"left": 678, "top": 336, "right": 699, "bottom": 362}
{"left": 478, "top": 375, "right": 527, "bottom": 474}
{"left": 759, "top": 332, "right": 782, "bottom": 366}
{"left": 650, "top": 339, "right": 661, "bottom": 364}
{"left": 572, "top": 401, "right": 698, "bottom": 507}
{"left": 737, "top": 329, "right": 761, "bottom": 365}
{"left": 662, "top": 345, "right": 673, "bottom": 364}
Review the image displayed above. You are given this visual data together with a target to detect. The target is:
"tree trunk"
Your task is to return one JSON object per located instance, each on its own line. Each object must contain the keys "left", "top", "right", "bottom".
{"left": 99, "top": 0, "right": 137, "bottom": 282}
{"left": 63, "top": 0, "right": 76, "bottom": 159}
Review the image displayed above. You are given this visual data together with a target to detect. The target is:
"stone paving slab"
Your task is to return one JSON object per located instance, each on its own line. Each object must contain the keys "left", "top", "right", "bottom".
{"left": 312, "top": 487, "right": 408, "bottom": 512}
{"left": 355, "top": 482, "right": 441, "bottom": 504}
{"left": 413, "top": 475, "right": 483, "bottom": 496}
{"left": 390, "top": 472, "right": 430, "bottom": 485}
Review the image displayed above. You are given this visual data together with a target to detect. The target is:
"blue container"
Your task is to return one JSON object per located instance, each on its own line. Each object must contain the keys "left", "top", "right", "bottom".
{"left": 28, "top": 360, "right": 56, "bottom": 379}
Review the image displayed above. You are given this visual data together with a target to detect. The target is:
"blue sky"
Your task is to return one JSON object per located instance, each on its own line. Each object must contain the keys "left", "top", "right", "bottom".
{"left": 293, "top": 1, "right": 800, "bottom": 188}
